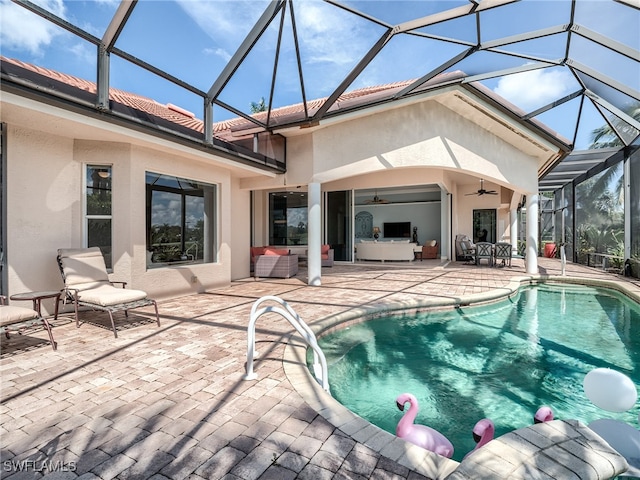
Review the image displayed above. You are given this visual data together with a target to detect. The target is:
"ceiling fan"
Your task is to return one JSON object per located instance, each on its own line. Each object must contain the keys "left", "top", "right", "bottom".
{"left": 365, "top": 190, "right": 389, "bottom": 204}
{"left": 466, "top": 179, "right": 498, "bottom": 196}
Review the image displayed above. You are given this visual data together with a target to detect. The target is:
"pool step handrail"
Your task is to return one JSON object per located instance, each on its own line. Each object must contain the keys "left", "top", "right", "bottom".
{"left": 243, "top": 295, "right": 330, "bottom": 393}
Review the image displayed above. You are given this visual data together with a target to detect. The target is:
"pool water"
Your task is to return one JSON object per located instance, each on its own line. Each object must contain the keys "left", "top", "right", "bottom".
{"left": 316, "top": 284, "right": 640, "bottom": 462}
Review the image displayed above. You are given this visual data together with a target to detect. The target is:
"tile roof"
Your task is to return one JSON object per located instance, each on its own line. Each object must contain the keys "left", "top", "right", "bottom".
{"left": 2, "top": 56, "right": 566, "bottom": 149}
{"left": 1, "top": 56, "right": 435, "bottom": 141}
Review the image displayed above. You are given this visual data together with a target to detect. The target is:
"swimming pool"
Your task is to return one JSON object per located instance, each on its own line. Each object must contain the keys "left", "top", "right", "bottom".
{"left": 316, "top": 283, "right": 640, "bottom": 462}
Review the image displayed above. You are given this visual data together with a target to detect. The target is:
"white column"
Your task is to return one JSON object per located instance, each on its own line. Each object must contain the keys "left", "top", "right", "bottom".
{"left": 624, "top": 157, "right": 631, "bottom": 260}
{"left": 308, "top": 182, "right": 322, "bottom": 286}
{"left": 526, "top": 193, "right": 539, "bottom": 274}
{"left": 440, "top": 190, "right": 449, "bottom": 260}
{"left": 510, "top": 207, "right": 518, "bottom": 254}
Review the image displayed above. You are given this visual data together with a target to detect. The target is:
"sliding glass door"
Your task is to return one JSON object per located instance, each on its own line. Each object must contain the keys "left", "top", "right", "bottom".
{"left": 326, "top": 191, "right": 352, "bottom": 261}
{"left": 472, "top": 209, "right": 497, "bottom": 243}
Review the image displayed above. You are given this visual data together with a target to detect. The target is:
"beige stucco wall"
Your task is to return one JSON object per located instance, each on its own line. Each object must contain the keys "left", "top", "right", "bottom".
{"left": 243, "top": 89, "right": 547, "bottom": 195}
{"left": 6, "top": 125, "right": 78, "bottom": 307}
{"left": 309, "top": 98, "right": 539, "bottom": 192}
{"left": 4, "top": 119, "right": 251, "bottom": 311}
{"left": 229, "top": 176, "right": 251, "bottom": 280}
{"left": 244, "top": 91, "right": 544, "bottom": 259}
{"left": 126, "top": 143, "right": 233, "bottom": 298}
{"left": 3, "top": 82, "right": 548, "bottom": 305}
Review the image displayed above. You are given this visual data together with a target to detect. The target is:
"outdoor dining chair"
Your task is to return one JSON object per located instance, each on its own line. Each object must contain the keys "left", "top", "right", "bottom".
{"left": 494, "top": 242, "right": 513, "bottom": 267}
{"left": 57, "top": 247, "right": 160, "bottom": 338}
{"left": 475, "top": 242, "right": 494, "bottom": 267}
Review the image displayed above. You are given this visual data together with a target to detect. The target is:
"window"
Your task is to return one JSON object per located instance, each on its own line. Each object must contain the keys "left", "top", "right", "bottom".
{"left": 146, "top": 173, "right": 216, "bottom": 268}
{"left": 85, "top": 165, "right": 112, "bottom": 269}
{"left": 269, "top": 191, "right": 307, "bottom": 245}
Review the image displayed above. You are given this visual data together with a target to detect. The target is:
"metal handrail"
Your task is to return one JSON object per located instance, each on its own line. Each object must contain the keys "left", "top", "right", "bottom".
{"left": 243, "top": 295, "right": 330, "bottom": 393}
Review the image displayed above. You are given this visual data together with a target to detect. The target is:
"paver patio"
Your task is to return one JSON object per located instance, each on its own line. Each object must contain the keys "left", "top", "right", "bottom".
{"left": 1, "top": 258, "right": 638, "bottom": 479}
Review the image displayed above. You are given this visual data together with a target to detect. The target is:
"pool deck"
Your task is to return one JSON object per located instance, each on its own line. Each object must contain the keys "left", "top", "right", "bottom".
{"left": 1, "top": 257, "right": 638, "bottom": 479}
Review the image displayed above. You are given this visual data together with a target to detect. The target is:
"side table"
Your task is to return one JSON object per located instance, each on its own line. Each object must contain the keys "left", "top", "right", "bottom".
{"left": 10, "top": 290, "right": 61, "bottom": 319}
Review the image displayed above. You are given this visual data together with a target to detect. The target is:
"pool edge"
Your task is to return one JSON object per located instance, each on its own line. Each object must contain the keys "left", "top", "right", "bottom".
{"left": 282, "top": 275, "right": 640, "bottom": 479}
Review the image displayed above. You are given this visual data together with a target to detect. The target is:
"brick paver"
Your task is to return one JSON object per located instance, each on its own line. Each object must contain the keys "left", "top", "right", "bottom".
{"left": 1, "top": 258, "right": 638, "bottom": 479}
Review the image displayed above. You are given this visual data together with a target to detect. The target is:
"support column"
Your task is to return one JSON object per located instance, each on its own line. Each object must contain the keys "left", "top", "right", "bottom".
{"left": 440, "top": 189, "right": 449, "bottom": 260}
{"left": 526, "top": 193, "right": 539, "bottom": 274}
{"left": 624, "top": 156, "right": 631, "bottom": 260}
{"left": 510, "top": 207, "right": 518, "bottom": 254}
{"left": 308, "top": 182, "right": 322, "bottom": 286}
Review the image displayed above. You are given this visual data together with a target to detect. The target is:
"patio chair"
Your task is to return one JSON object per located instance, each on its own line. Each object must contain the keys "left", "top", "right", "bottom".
{"left": 494, "top": 242, "right": 512, "bottom": 267}
{"left": 421, "top": 240, "right": 438, "bottom": 260}
{"left": 321, "top": 245, "right": 334, "bottom": 267}
{"left": 57, "top": 247, "right": 160, "bottom": 338}
{"left": 475, "top": 242, "right": 493, "bottom": 267}
{"left": 0, "top": 295, "right": 57, "bottom": 350}
{"left": 455, "top": 235, "right": 475, "bottom": 263}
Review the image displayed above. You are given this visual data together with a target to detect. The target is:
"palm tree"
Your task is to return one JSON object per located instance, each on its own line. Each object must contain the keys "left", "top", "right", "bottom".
{"left": 250, "top": 97, "right": 267, "bottom": 113}
{"left": 576, "top": 102, "right": 640, "bottom": 262}
{"left": 586, "top": 102, "right": 640, "bottom": 202}
{"left": 589, "top": 103, "right": 640, "bottom": 148}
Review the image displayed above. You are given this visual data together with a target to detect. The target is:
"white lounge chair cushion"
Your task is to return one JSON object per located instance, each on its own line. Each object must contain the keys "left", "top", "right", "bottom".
{"left": 78, "top": 285, "right": 147, "bottom": 306}
{"left": 58, "top": 247, "right": 110, "bottom": 287}
{"left": 0, "top": 305, "right": 39, "bottom": 326}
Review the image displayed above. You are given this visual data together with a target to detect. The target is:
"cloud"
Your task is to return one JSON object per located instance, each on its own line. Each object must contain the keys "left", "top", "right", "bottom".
{"left": 175, "top": 0, "right": 377, "bottom": 98}
{"left": 177, "top": 2, "right": 373, "bottom": 68}
{"left": 68, "top": 42, "right": 95, "bottom": 65}
{"left": 295, "top": 2, "right": 372, "bottom": 66}
{"left": 93, "top": 0, "right": 119, "bottom": 6}
{"left": 0, "top": 0, "right": 66, "bottom": 55}
{"left": 176, "top": 0, "right": 267, "bottom": 45}
{"left": 203, "top": 47, "right": 232, "bottom": 63}
{"left": 493, "top": 66, "right": 574, "bottom": 111}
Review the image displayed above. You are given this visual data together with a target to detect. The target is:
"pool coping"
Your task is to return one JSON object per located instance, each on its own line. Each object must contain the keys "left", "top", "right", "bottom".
{"left": 282, "top": 274, "right": 640, "bottom": 479}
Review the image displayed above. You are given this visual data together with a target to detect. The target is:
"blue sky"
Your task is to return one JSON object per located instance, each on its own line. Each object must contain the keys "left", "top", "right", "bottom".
{"left": 1, "top": 0, "right": 638, "bottom": 149}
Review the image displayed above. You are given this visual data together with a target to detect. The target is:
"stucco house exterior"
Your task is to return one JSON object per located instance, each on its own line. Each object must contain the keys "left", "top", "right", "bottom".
{"left": 1, "top": 56, "right": 566, "bottom": 310}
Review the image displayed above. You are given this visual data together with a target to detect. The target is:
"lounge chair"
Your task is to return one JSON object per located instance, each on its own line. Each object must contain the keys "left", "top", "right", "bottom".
{"left": 57, "top": 247, "right": 160, "bottom": 337}
{"left": 0, "top": 295, "right": 57, "bottom": 350}
{"left": 455, "top": 234, "right": 475, "bottom": 263}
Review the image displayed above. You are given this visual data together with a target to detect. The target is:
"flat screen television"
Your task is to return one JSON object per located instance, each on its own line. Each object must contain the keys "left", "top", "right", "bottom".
{"left": 383, "top": 221, "right": 411, "bottom": 238}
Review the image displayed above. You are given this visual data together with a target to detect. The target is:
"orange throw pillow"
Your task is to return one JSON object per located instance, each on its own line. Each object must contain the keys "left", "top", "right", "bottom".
{"left": 264, "top": 248, "right": 289, "bottom": 256}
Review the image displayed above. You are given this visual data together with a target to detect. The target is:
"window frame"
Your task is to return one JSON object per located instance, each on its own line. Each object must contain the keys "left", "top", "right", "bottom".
{"left": 145, "top": 172, "right": 217, "bottom": 269}
{"left": 83, "top": 164, "right": 113, "bottom": 270}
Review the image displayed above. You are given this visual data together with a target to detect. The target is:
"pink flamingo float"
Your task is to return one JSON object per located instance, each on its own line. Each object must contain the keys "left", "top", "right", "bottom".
{"left": 463, "top": 418, "right": 495, "bottom": 459}
{"left": 534, "top": 406, "right": 554, "bottom": 424}
{"left": 395, "top": 393, "right": 454, "bottom": 458}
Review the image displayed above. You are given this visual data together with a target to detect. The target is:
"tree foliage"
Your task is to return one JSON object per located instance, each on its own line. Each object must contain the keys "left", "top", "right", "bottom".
{"left": 250, "top": 97, "right": 267, "bottom": 113}
{"left": 574, "top": 103, "right": 640, "bottom": 266}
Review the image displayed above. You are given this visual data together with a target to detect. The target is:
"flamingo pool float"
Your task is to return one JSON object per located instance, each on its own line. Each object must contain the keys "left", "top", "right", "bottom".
{"left": 395, "top": 393, "right": 454, "bottom": 458}
{"left": 463, "top": 418, "right": 494, "bottom": 459}
{"left": 534, "top": 406, "right": 554, "bottom": 424}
